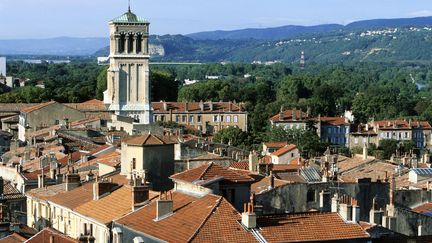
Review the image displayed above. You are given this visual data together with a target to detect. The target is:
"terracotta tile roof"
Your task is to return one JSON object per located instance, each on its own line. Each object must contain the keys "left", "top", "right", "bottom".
{"left": 20, "top": 101, "right": 57, "bottom": 113}
{"left": 319, "top": 116, "right": 349, "bottom": 126}
{"left": 116, "top": 193, "right": 248, "bottom": 243}
{"left": 3, "top": 181, "right": 26, "bottom": 200}
{"left": 412, "top": 202, "right": 432, "bottom": 213}
{"left": 339, "top": 160, "right": 399, "bottom": 183}
{"left": 57, "top": 151, "right": 87, "bottom": 167}
{"left": 70, "top": 117, "right": 101, "bottom": 127}
{"left": 270, "top": 144, "right": 297, "bottom": 157}
{"left": 192, "top": 198, "right": 256, "bottom": 242}
{"left": 251, "top": 176, "right": 290, "bottom": 194}
{"left": 91, "top": 151, "right": 121, "bottom": 167}
{"left": 152, "top": 101, "right": 244, "bottom": 113}
{"left": 74, "top": 185, "right": 158, "bottom": 224}
{"left": 171, "top": 163, "right": 254, "bottom": 184}
{"left": 123, "top": 134, "right": 177, "bottom": 146}
{"left": 272, "top": 164, "right": 302, "bottom": 172}
{"left": 189, "top": 153, "right": 232, "bottom": 161}
{"left": 26, "top": 173, "right": 128, "bottom": 209}
{"left": 81, "top": 99, "right": 104, "bottom": 106}
{"left": 230, "top": 161, "right": 249, "bottom": 170}
{"left": 374, "top": 119, "right": 432, "bottom": 130}
{"left": 257, "top": 212, "right": 369, "bottom": 242}
{"left": 263, "top": 141, "right": 288, "bottom": 148}
{"left": 1, "top": 115, "right": 19, "bottom": 123}
{"left": 270, "top": 109, "right": 309, "bottom": 123}
{"left": 0, "top": 233, "right": 26, "bottom": 243}
{"left": 26, "top": 227, "right": 78, "bottom": 243}
{"left": 0, "top": 104, "right": 38, "bottom": 113}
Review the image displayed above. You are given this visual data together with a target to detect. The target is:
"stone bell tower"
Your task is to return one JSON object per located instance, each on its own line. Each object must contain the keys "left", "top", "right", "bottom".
{"left": 104, "top": 8, "right": 153, "bottom": 124}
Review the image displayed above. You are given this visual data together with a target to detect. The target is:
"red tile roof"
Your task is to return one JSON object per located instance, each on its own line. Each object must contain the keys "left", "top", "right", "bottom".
{"left": 412, "top": 202, "right": 432, "bottom": 213}
{"left": 272, "top": 164, "right": 303, "bottom": 171}
{"left": 171, "top": 163, "right": 254, "bottom": 184}
{"left": 374, "top": 120, "right": 432, "bottom": 130}
{"left": 21, "top": 101, "right": 56, "bottom": 113}
{"left": 0, "top": 233, "right": 26, "bottom": 243}
{"left": 251, "top": 176, "right": 290, "bottom": 193}
{"left": 192, "top": 198, "right": 257, "bottom": 242}
{"left": 91, "top": 151, "right": 121, "bottom": 167}
{"left": 123, "top": 134, "right": 177, "bottom": 146}
{"left": 26, "top": 227, "right": 78, "bottom": 243}
{"left": 270, "top": 144, "right": 297, "bottom": 157}
{"left": 263, "top": 141, "right": 288, "bottom": 149}
{"left": 270, "top": 109, "right": 309, "bottom": 123}
{"left": 319, "top": 116, "right": 349, "bottom": 126}
{"left": 230, "top": 161, "right": 249, "bottom": 171}
{"left": 74, "top": 185, "right": 158, "bottom": 224}
{"left": 152, "top": 101, "right": 244, "bottom": 113}
{"left": 257, "top": 212, "right": 369, "bottom": 242}
{"left": 116, "top": 192, "right": 253, "bottom": 243}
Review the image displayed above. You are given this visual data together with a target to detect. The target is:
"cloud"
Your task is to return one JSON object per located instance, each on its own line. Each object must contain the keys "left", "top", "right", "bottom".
{"left": 408, "top": 10, "right": 432, "bottom": 17}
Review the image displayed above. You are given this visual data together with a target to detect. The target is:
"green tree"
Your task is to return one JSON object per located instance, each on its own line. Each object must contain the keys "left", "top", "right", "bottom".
{"left": 96, "top": 67, "right": 107, "bottom": 100}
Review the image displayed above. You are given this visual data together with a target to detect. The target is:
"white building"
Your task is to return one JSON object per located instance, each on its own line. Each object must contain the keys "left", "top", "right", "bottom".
{"left": 0, "top": 57, "right": 6, "bottom": 76}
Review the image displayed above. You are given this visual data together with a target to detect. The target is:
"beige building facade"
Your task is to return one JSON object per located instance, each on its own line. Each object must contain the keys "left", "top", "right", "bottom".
{"left": 153, "top": 101, "right": 248, "bottom": 134}
{"left": 104, "top": 10, "right": 152, "bottom": 125}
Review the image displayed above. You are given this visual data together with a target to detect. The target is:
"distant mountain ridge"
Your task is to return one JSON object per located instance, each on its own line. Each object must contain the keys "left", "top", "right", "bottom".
{"left": 187, "top": 16, "right": 432, "bottom": 40}
{"left": 2, "top": 15, "right": 432, "bottom": 58}
{"left": 0, "top": 37, "right": 108, "bottom": 56}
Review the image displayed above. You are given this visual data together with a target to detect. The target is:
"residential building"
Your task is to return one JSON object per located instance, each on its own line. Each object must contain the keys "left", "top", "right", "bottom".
{"left": 111, "top": 190, "right": 370, "bottom": 243}
{"left": 349, "top": 123, "right": 379, "bottom": 149}
{"left": 18, "top": 101, "right": 86, "bottom": 142}
{"left": 26, "top": 171, "right": 156, "bottom": 243}
{"left": 120, "top": 134, "right": 176, "bottom": 192}
{"left": 270, "top": 108, "right": 309, "bottom": 130}
{"left": 262, "top": 141, "right": 288, "bottom": 155}
{"left": 349, "top": 120, "right": 432, "bottom": 149}
{"left": 373, "top": 120, "right": 432, "bottom": 149}
{"left": 170, "top": 162, "right": 255, "bottom": 211}
{"left": 152, "top": 101, "right": 248, "bottom": 134}
{"left": 317, "top": 116, "right": 351, "bottom": 147}
{"left": 270, "top": 144, "right": 300, "bottom": 164}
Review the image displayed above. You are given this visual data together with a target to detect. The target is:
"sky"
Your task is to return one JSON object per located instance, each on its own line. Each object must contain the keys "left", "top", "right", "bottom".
{"left": 1, "top": 0, "right": 432, "bottom": 39}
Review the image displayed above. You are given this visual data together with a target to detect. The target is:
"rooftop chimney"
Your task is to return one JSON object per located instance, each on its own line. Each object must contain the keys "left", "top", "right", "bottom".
{"left": 241, "top": 203, "right": 256, "bottom": 229}
{"left": 65, "top": 171, "right": 81, "bottom": 191}
{"left": 131, "top": 177, "right": 149, "bottom": 211}
{"left": 184, "top": 102, "right": 189, "bottom": 112}
{"left": 209, "top": 101, "right": 213, "bottom": 111}
{"left": 199, "top": 100, "right": 204, "bottom": 111}
{"left": 155, "top": 192, "right": 173, "bottom": 221}
{"left": 38, "top": 168, "right": 46, "bottom": 188}
{"left": 93, "top": 178, "right": 114, "bottom": 200}
{"left": 163, "top": 101, "right": 168, "bottom": 111}
{"left": 269, "top": 171, "right": 274, "bottom": 189}
{"left": 292, "top": 109, "right": 297, "bottom": 121}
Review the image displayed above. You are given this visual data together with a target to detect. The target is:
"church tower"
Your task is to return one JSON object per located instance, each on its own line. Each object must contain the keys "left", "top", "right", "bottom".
{"left": 104, "top": 8, "right": 153, "bottom": 124}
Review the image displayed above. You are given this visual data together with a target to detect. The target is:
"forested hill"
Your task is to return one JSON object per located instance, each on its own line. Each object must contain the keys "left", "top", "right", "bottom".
{"left": 95, "top": 26, "right": 432, "bottom": 63}
{"left": 187, "top": 16, "right": 432, "bottom": 40}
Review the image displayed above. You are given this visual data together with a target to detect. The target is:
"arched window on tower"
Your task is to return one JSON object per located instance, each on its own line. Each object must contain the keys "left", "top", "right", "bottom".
{"left": 119, "top": 34, "right": 126, "bottom": 53}
{"left": 128, "top": 33, "right": 134, "bottom": 53}
{"left": 136, "top": 34, "right": 142, "bottom": 53}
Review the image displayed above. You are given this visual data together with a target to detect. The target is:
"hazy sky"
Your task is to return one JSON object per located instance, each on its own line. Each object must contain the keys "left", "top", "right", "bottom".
{"left": 1, "top": 0, "right": 432, "bottom": 39}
